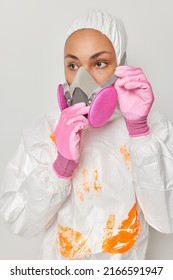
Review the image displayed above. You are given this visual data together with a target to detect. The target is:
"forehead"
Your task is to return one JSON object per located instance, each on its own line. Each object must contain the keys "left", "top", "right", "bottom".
{"left": 64, "top": 29, "right": 115, "bottom": 55}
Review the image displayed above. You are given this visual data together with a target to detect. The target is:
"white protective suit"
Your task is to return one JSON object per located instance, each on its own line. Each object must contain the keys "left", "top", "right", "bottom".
{"left": 0, "top": 10, "right": 173, "bottom": 260}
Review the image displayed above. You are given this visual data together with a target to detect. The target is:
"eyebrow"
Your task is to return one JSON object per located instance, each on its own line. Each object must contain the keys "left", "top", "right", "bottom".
{"left": 90, "top": 51, "right": 112, "bottom": 60}
{"left": 65, "top": 54, "right": 79, "bottom": 60}
{"left": 65, "top": 51, "right": 112, "bottom": 60}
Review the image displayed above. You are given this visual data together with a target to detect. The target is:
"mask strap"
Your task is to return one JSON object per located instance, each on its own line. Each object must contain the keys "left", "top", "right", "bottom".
{"left": 64, "top": 88, "right": 72, "bottom": 106}
{"left": 119, "top": 52, "right": 126, "bottom": 66}
{"left": 101, "top": 74, "right": 118, "bottom": 88}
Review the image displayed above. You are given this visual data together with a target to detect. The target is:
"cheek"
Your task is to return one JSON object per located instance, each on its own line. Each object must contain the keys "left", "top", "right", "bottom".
{"left": 93, "top": 74, "right": 107, "bottom": 85}
{"left": 64, "top": 68, "right": 75, "bottom": 85}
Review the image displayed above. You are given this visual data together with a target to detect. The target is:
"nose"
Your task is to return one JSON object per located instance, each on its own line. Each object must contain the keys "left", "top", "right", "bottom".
{"left": 78, "top": 66, "right": 94, "bottom": 79}
{"left": 69, "top": 67, "right": 100, "bottom": 96}
{"left": 73, "top": 67, "right": 98, "bottom": 86}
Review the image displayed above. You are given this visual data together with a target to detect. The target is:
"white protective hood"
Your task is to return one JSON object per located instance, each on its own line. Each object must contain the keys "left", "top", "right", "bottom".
{"left": 65, "top": 10, "right": 128, "bottom": 66}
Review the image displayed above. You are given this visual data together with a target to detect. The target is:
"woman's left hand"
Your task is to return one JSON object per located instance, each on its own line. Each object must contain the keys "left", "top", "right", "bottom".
{"left": 115, "top": 66, "right": 154, "bottom": 137}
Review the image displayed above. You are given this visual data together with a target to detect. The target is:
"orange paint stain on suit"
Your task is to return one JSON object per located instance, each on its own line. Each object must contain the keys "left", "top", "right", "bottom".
{"left": 82, "top": 169, "right": 90, "bottom": 193}
{"left": 120, "top": 144, "right": 131, "bottom": 169}
{"left": 102, "top": 203, "right": 141, "bottom": 254}
{"left": 104, "top": 213, "right": 115, "bottom": 239}
{"left": 76, "top": 168, "right": 102, "bottom": 201}
{"left": 49, "top": 133, "right": 56, "bottom": 144}
{"left": 93, "top": 169, "right": 102, "bottom": 192}
{"left": 57, "top": 224, "right": 91, "bottom": 259}
{"left": 76, "top": 169, "right": 89, "bottom": 201}
{"left": 76, "top": 190, "right": 85, "bottom": 201}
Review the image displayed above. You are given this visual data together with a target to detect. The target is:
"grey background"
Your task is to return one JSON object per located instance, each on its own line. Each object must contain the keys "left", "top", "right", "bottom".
{"left": 0, "top": 0, "right": 173, "bottom": 259}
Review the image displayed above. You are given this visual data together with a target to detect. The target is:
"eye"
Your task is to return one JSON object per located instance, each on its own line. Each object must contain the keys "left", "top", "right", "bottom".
{"left": 68, "top": 63, "right": 79, "bottom": 70}
{"left": 95, "top": 61, "right": 107, "bottom": 68}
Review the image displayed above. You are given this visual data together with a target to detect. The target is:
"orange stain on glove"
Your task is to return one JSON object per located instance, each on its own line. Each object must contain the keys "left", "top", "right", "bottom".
{"left": 57, "top": 224, "right": 91, "bottom": 259}
{"left": 120, "top": 145, "right": 131, "bottom": 169}
{"left": 102, "top": 203, "right": 140, "bottom": 254}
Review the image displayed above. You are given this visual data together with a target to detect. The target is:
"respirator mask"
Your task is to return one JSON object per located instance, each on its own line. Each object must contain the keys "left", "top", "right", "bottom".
{"left": 57, "top": 67, "right": 118, "bottom": 128}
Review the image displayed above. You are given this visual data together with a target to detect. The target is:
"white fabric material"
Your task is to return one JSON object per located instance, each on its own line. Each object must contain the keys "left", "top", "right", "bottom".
{"left": 65, "top": 10, "right": 127, "bottom": 66}
{"left": 0, "top": 108, "right": 173, "bottom": 259}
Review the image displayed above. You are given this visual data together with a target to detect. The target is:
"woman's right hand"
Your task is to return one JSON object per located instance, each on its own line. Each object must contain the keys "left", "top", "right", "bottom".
{"left": 53, "top": 103, "right": 89, "bottom": 178}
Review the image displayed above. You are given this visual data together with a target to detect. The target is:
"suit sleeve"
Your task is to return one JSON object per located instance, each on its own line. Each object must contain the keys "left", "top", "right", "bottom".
{"left": 130, "top": 111, "right": 173, "bottom": 234}
{"left": 0, "top": 113, "right": 71, "bottom": 238}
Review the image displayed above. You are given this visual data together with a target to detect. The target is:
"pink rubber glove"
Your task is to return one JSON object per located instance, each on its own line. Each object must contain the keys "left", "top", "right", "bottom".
{"left": 53, "top": 103, "right": 89, "bottom": 179}
{"left": 115, "top": 66, "right": 154, "bottom": 137}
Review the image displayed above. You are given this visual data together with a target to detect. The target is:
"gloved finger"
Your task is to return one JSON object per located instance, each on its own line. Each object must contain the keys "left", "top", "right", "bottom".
{"left": 67, "top": 105, "right": 90, "bottom": 120}
{"left": 69, "top": 102, "right": 86, "bottom": 110}
{"left": 73, "top": 121, "right": 89, "bottom": 133}
{"left": 124, "top": 80, "right": 152, "bottom": 91}
{"left": 124, "top": 81, "right": 154, "bottom": 103}
{"left": 116, "top": 65, "right": 138, "bottom": 70}
{"left": 116, "top": 65, "right": 142, "bottom": 72}
{"left": 115, "top": 69, "right": 145, "bottom": 79}
{"left": 70, "top": 122, "right": 89, "bottom": 148}
{"left": 116, "top": 74, "right": 147, "bottom": 87}
{"left": 62, "top": 102, "right": 86, "bottom": 116}
{"left": 115, "top": 66, "right": 145, "bottom": 78}
{"left": 77, "top": 105, "right": 90, "bottom": 116}
{"left": 114, "top": 79, "right": 125, "bottom": 96}
{"left": 67, "top": 114, "right": 89, "bottom": 125}
{"left": 67, "top": 104, "right": 90, "bottom": 116}
{"left": 62, "top": 103, "right": 89, "bottom": 121}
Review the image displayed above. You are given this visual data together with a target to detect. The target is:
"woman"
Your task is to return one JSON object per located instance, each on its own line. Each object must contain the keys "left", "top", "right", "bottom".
{"left": 0, "top": 10, "right": 173, "bottom": 260}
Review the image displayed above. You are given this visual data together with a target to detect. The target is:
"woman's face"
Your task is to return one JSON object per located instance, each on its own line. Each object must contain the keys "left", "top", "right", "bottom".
{"left": 64, "top": 29, "right": 117, "bottom": 85}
